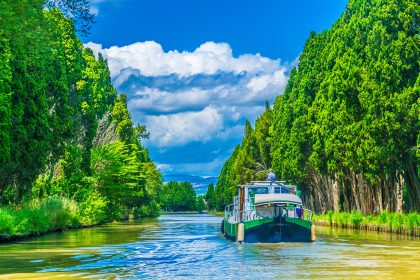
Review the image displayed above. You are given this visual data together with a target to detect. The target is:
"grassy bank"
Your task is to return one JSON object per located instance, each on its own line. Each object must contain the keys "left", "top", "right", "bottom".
{"left": 313, "top": 211, "right": 420, "bottom": 237}
{"left": 208, "top": 211, "right": 224, "bottom": 216}
{"left": 0, "top": 197, "right": 158, "bottom": 242}
{"left": 0, "top": 197, "right": 82, "bottom": 241}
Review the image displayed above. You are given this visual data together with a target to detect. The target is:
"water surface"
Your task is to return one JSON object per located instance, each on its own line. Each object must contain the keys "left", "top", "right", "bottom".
{"left": 0, "top": 214, "right": 419, "bottom": 279}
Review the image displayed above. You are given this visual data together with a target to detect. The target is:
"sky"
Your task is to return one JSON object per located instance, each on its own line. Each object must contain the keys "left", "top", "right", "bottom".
{"left": 84, "top": 0, "right": 348, "bottom": 177}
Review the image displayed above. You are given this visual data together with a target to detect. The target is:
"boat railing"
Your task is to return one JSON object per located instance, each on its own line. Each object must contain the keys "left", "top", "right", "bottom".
{"left": 225, "top": 197, "right": 312, "bottom": 223}
{"left": 225, "top": 198, "right": 256, "bottom": 223}
{"left": 286, "top": 207, "right": 313, "bottom": 221}
{"left": 249, "top": 181, "right": 286, "bottom": 184}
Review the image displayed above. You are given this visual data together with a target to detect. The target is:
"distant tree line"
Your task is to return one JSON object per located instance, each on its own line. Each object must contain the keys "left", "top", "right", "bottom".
{"left": 160, "top": 181, "right": 205, "bottom": 212}
{"left": 214, "top": 0, "right": 419, "bottom": 214}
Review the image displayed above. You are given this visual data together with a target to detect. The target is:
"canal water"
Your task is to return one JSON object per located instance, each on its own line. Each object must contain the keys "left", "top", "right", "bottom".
{"left": 0, "top": 214, "right": 419, "bottom": 279}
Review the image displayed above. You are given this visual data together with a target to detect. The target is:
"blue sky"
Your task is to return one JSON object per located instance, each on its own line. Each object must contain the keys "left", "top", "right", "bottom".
{"left": 85, "top": 0, "right": 348, "bottom": 176}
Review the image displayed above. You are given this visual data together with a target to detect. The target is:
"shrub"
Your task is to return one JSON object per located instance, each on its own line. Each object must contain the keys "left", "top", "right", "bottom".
{"left": 0, "top": 208, "right": 15, "bottom": 237}
{"left": 350, "top": 211, "right": 364, "bottom": 228}
{"left": 378, "top": 211, "right": 389, "bottom": 225}
{"left": 392, "top": 213, "right": 404, "bottom": 232}
{"left": 406, "top": 212, "right": 420, "bottom": 232}
{"left": 327, "top": 210, "right": 334, "bottom": 226}
{"left": 78, "top": 192, "right": 108, "bottom": 225}
{"left": 133, "top": 200, "right": 161, "bottom": 219}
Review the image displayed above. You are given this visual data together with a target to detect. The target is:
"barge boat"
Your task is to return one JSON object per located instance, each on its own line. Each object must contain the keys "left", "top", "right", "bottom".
{"left": 221, "top": 181, "right": 316, "bottom": 243}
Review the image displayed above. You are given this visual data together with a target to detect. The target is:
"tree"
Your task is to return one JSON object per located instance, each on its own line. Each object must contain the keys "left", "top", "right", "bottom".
{"left": 160, "top": 181, "right": 197, "bottom": 211}
{"left": 205, "top": 183, "right": 215, "bottom": 210}
{"left": 196, "top": 195, "right": 205, "bottom": 213}
{"left": 91, "top": 141, "right": 145, "bottom": 219}
{"left": 217, "top": 0, "right": 420, "bottom": 214}
{"left": 0, "top": 1, "right": 162, "bottom": 222}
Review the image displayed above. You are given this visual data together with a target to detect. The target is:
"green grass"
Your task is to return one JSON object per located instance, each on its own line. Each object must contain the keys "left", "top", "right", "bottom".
{"left": 208, "top": 211, "right": 224, "bottom": 216}
{"left": 0, "top": 195, "right": 163, "bottom": 242}
{"left": 314, "top": 210, "right": 420, "bottom": 234}
{"left": 0, "top": 197, "right": 81, "bottom": 241}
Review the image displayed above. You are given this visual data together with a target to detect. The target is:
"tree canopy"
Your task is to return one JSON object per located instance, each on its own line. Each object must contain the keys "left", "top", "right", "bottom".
{"left": 214, "top": 0, "right": 419, "bottom": 214}
{"left": 0, "top": 0, "right": 163, "bottom": 221}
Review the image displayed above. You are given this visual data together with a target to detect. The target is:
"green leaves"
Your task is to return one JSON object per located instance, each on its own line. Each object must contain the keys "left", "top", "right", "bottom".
{"left": 217, "top": 0, "right": 420, "bottom": 212}
{"left": 0, "top": 2, "right": 163, "bottom": 219}
{"left": 91, "top": 141, "right": 145, "bottom": 213}
{"left": 160, "top": 181, "right": 197, "bottom": 212}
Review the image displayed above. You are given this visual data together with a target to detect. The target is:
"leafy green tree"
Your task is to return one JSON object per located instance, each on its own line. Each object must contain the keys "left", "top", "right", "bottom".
{"left": 160, "top": 181, "right": 197, "bottom": 211}
{"left": 91, "top": 141, "right": 146, "bottom": 219}
{"left": 196, "top": 195, "right": 205, "bottom": 213}
{"left": 234, "top": 120, "right": 261, "bottom": 184}
{"left": 215, "top": 145, "right": 240, "bottom": 210}
{"left": 217, "top": 0, "right": 420, "bottom": 214}
{"left": 0, "top": 1, "right": 162, "bottom": 225}
{"left": 255, "top": 102, "right": 273, "bottom": 169}
{"left": 205, "top": 183, "right": 215, "bottom": 210}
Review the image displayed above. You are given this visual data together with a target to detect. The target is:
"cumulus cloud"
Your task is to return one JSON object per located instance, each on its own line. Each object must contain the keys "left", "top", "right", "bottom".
{"left": 145, "top": 107, "right": 223, "bottom": 146}
{"left": 84, "top": 41, "right": 292, "bottom": 175}
{"left": 84, "top": 41, "right": 283, "bottom": 78}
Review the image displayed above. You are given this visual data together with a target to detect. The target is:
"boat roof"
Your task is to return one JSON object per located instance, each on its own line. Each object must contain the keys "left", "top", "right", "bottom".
{"left": 239, "top": 181, "right": 297, "bottom": 192}
{"left": 254, "top": 193, "right": 302, "bottom": 206}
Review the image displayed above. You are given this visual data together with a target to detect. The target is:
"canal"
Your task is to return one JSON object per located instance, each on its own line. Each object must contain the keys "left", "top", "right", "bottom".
{"left": 0, "top": 214, "right": 419, "bottom": 279}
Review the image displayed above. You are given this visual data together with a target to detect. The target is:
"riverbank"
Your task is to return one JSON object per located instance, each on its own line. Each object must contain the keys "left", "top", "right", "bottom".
{"left": 0, "top": 197, "right": 94, "bottom": 242}
{"left": 313, "top": 211, "right": 420, "bottom": 237}
{"left": 0, "top": 197, "right": 158, "bottom": 242}
{"left": 208, "top": 211, "right": 224, "bottom": 216}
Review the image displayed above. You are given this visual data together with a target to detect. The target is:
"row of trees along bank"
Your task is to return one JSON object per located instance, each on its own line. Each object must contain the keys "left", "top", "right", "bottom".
{"left": 214, "top": 0, "right": 420, "bottom": 214}
{"left": 0, "top": 0, "right": 164, "bottom": 239}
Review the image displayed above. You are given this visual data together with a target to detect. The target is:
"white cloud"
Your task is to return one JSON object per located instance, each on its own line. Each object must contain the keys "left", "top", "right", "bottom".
{"left": 84, "top": 41, "right": 292, "bottom": 150}
{"left": 144, "top": 107, "right": 223, "bottom": 146}
{"left": 128, "top": 87, "right": 211, "bottom": 115}
{"left": 84, "top": 41, "right": 282, "bottom": 78}
{"left": 156, "top": 163, "right": 174, "bottom": 173}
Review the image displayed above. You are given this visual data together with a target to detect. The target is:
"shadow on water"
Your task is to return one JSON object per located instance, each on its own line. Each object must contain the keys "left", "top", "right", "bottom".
{"left": 0, "top": 214, "right": 419, "bottom": 279}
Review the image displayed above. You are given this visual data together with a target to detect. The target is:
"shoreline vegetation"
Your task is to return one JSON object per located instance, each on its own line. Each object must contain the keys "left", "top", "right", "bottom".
{"left": 0, "top": 197, "right": 159, "bottom": 243}
{"left": 313, "top": 211, "right": 420, "bottom": 237}
{"left": 2, "top": 201, "right": 419, "bottom": 242}
{"left": 214, "top": 0, "right": 419, "bottom": 216}
{"left": 0, "top": 197, "right": 87, "bottom": 242}
{"left": 0, "top": 2, "right": 163, "bottom": 243}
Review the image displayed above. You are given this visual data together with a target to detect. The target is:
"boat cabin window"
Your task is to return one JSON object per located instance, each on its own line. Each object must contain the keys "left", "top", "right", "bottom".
{"left": 248, "top": 187, "right": 268, "bottom": 195}
{"left": 274, "top": 186, "right": 291, "bottom": 194}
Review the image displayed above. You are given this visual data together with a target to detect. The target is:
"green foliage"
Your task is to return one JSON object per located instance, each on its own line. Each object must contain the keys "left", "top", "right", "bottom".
{"left": 196, "top": 195, "right": 205, "bottom": 213}
{"left": 215, "top": 145, "right": 240, "bottom": 210}
{"left": 205, "top": 183, "right": 216, "bottom": 210}
{"left": 91, "top": 141, "right": 146, "bottom": 219}
{"left": 213, "top": 104, "right": 274, "bottom": 210}
{"left": 0, "top": 0, "right": 163, "bottom": 241}
{"left": 216, "top": 0, "right": 420, "bottom": 213}
{"left": 255, "top": 101, "right": 273, "bottom": 169}
{"left": 77, "top": 191, "right": 107, "bottom": 225}
{"left": 0, "top": 197, "right": 80, "bottom": 240}
{"left": 350, "top": 211, "right": 364, "bottom": 228}
{"left": 160, "top": 182, "right": 197, "bottom": 212}
{"left": 314, "top": 211, "right": 420, "bottom": 233}
{"left": 133, "top": 200, "right": 161, "bottom": 219}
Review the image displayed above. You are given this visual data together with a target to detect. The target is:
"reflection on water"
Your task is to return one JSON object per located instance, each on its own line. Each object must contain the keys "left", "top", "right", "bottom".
{"left": 0, "top": 214, "right": 419, "bottom": 279}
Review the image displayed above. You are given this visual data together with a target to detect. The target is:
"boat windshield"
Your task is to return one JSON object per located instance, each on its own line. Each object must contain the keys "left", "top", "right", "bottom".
{"left": 249, "top": 187, "right": 269, "bottom": 194}
{"left": 275, "top": 186, "right": 292, "bottom": 194}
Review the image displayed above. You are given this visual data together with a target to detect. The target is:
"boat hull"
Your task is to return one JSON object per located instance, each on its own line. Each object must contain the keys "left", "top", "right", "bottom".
{"left": 223, "top": 217, "right": 312, "bottom": 243}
